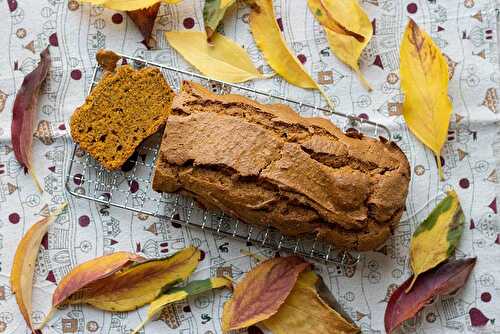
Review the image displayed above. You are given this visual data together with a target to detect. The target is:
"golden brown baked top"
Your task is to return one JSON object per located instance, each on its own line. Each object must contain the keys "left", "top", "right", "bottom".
{"left": 153, "top": 81, "right": 410, "bottom": 250}
{"left": 70, "top": 65, "right": 174, "bottom": 170}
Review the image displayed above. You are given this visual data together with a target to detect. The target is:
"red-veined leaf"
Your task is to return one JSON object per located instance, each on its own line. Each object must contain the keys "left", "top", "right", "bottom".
{"left": 385, "top": 258, "right": 476, "bottom": 334}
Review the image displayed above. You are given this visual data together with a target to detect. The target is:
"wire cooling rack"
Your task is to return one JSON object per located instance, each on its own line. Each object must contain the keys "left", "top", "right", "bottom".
{"left": 65, "top": 51, "right": 392, "bottom": 266}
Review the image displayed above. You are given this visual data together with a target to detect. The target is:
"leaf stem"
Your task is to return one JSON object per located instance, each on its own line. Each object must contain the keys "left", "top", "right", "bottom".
{"left": 356, "top": 70, "right": 373, "bottom": 92}
{"left": 435, "top": 153, "right": 444, "bottom": 181}
{"left": 405, "top": 275, "right": 418, "bottom": 294}
{"left": 36, "top": 307, "right": 55, "bottom": 330}
{"left": 131, "top": 317, "right": 150, "bottom": 334}
{"left": 29, "top": 168, "right": 43, "bottom": 193}
{"left": 317, "top": 85, "right": 335, "bottom": 112}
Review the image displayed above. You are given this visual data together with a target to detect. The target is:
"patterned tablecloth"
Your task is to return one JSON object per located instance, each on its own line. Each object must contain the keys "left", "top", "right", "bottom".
{"left": 0, "top": 0, "right": 499, "bottom": 333}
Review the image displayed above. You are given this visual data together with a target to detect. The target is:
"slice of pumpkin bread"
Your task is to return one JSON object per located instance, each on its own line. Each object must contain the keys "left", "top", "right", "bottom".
{"left": 70, "top": 65, "right": 174, "bottom": 170}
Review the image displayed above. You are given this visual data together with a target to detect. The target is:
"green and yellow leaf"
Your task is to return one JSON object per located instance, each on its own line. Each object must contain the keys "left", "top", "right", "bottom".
{"left": 132, "top": 277, "right": 232, "bottom": 334}
{"left": 221, "top": 256, "right": 311, "bottom": 331}
{"left": 407, "top": 190, "right": 465, "bottom": 292}
{"left": 262, "top": 270, "right": 360, "bottom": 334}
{"left": 66, "top": 246, "right": 201, "bottom": 311}
{"left": 11, "top": 203, "right": 67, "bottom": 333}
{"left": 203, "top": 0, "right": 236, "bottom": 40}
{"left": 78, "top": 0, "right": 182, "bottom": 11}
{"left": 400, "top": 19, "right": 452, "bottom": 180}
{"left": 165, "top": 31, "right": 266, "bottom": 83}
{"left": 307, "top": 0, "right": 373, "bottom": 90}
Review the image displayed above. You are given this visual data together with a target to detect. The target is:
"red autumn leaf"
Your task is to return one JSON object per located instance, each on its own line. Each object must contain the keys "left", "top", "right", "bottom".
{"left": 127, "top": 2, "right": 161, "bottom": 49}
{"left": 385, "top": 257, "right": 477, "bottom": 334}
{"left": 11, "top": 46, "right": 51, "bottom": 192}
{"left": 221, "top": 255, "right": 311, "bottom": 331}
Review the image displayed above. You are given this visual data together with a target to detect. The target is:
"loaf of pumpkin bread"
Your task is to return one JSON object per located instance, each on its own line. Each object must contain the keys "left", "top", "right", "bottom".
{"left": 153, "top": 81, "right": 410, "bottom": 250}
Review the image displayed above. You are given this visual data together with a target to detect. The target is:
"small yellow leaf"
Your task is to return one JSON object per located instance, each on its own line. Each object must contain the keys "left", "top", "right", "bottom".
{"left": 262, "top": 271, "right": 360, "bottom": 334}
{"left": 78, "top": 0, "right": 182, "bottom": 11}
{"left": 67, "top": 246, "right": 200, "bottom": 311}
{"left": 407, "top": 190, "right": 465, "bottom": 292}
{"left": 249, "top": 0, "right": 318, "bottom": 89}
{"left": 132, "top": 277, "right": 232, "bottom": 334}
{"left": 400, "top": 19, "right": 452, "bottom": 179}
{"left": 11, "top": 203, "right": 67, "bottom": 333}
{"left": 307, "top": 0, "right": 373, "bottom": 90}
{"left": 165, "top": 31, "right": 265, "bottom": 83}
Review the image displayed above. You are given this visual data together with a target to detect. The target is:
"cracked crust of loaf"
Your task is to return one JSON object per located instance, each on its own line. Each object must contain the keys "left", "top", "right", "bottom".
{"left": 70, "top": 65, "right": 174, "bottom": 170}
{"left": 153, "top": 81, "right": 411, "bottom": 251}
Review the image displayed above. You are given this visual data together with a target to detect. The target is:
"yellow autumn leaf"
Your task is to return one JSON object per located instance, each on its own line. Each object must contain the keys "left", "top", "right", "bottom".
{"left": 165, "top": 31, "right": 266, "bottom": 83}
{"left": 78, "top": 0, "right": 182, "bottom": 11}
{"left": 262, "top": 270, "right": 360, "bottom": 334}
{"left": 132, "top": 277, "right": 232, "bottom": 334}
{"left": 307, "top": 0, "right": 373, "bottom": 90}
{"left": 11, "top": 203, "right": 67, "bottom": 333}
{"left": 406, "top": 190, "right": 465, "bottom": 292}
{"left": 249, "top": 0, "right": 318, "bottom": 89}
{"left": 400, "top": 19, "right": 452, "bottom": 180}
{"left": 67, "top": 246, "right": 200, "bottom": 311}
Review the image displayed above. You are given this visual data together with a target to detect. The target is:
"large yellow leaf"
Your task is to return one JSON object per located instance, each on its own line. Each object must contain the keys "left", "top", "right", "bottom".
{"left": 400, "top": 19, "right": 452, "bottom": 180}
{"left": 67, "top": 246, "right": 200, "bottom": 311}
{"left": 11, "top": 203, "right": 67, "bottom": 333}
{"left": 165, "top": 31, "right": 266, "bottom": 83}
{"left": 406, "top": 190, "right": 465, "bottom": 292}
{"left": 78, "top": 0, "right": 181, "bottom": 11}
{"left": 249, "top": 0, "right": 318, "bottom": 90}
{"left": 307, "top": 0, "right": 373, "bottom": 90}
{"left": 262, "top": 270, "right": 360, "bottom": 334}
{"left": 132, "top": 277, "right": 232, "bottom": 334}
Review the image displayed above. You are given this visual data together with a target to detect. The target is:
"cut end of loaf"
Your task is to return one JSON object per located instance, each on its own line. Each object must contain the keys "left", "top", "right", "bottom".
{"left": 70, "top": 65, "right": 174, "bottom": 170}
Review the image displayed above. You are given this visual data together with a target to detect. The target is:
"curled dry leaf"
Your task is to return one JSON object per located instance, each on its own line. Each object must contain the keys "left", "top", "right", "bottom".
{"left": 10, "top": 203, "right": 67, "bottom": 333}
{"left": 262, "top": 271, "right": 360, "bottom": 334}
{"left": 385, "top": 258, "right": 476, "bottom": 334}
{"left": 65, "top": 246, "right": 200, "bottom": 311}
{"left": 203, "top": 0, "right": 236, "bottom": 41}
{"left": 165, "top": 31, "right": 265, "bottom": 83}
{"left": 307, "top": 0, "right": 373, "bottom": 90}
{"left": 132, "top": 277, "right": 232, "bottom": 334}
{"left": 78, "top": 0, "right": 180, "bottom": 11}
{"left": 127, "top": 3, "right": 161, "bottom": 49}
{"left": 407, "top": 190, "right": 464, "bottom": 292}
{"left": 400, "top": 19, "right": 452, "bottom": 180}
{"left": 221, "top": 255, "right": 310, "bottom": 331}
{"left": 11, "top": 46, "right": 51, "bottom": 192}
{"left": 249, "top": 0, "right": 335, "bottom": 110}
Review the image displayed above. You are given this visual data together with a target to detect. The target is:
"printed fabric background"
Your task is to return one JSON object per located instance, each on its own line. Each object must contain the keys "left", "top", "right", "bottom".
{"left": 0, "top": 0, "right": 499, "bottom": 333}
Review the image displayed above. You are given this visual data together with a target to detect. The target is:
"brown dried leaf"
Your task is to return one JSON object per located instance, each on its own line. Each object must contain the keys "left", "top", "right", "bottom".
{"left": 385, "top": 258, "right": 476, "bottom": 333}
{"left": 127, "top": 2, "right": 161, "bottom": 49}
{"left": 96, "top": 49, "right": 121, "bottom": 72}
{"left": 221, "top": 256, "right": 311, "bottom": 331}
{"left": 10, "top": 203, "right": 67, "bottom": 333}
{"left": 11, "top": 46, "right": 51, "bottom": 192}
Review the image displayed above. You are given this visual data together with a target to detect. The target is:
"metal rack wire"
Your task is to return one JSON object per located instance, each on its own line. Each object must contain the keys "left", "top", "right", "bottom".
{"left": 65, "top": 51, "right": 392, "bottom": 266}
